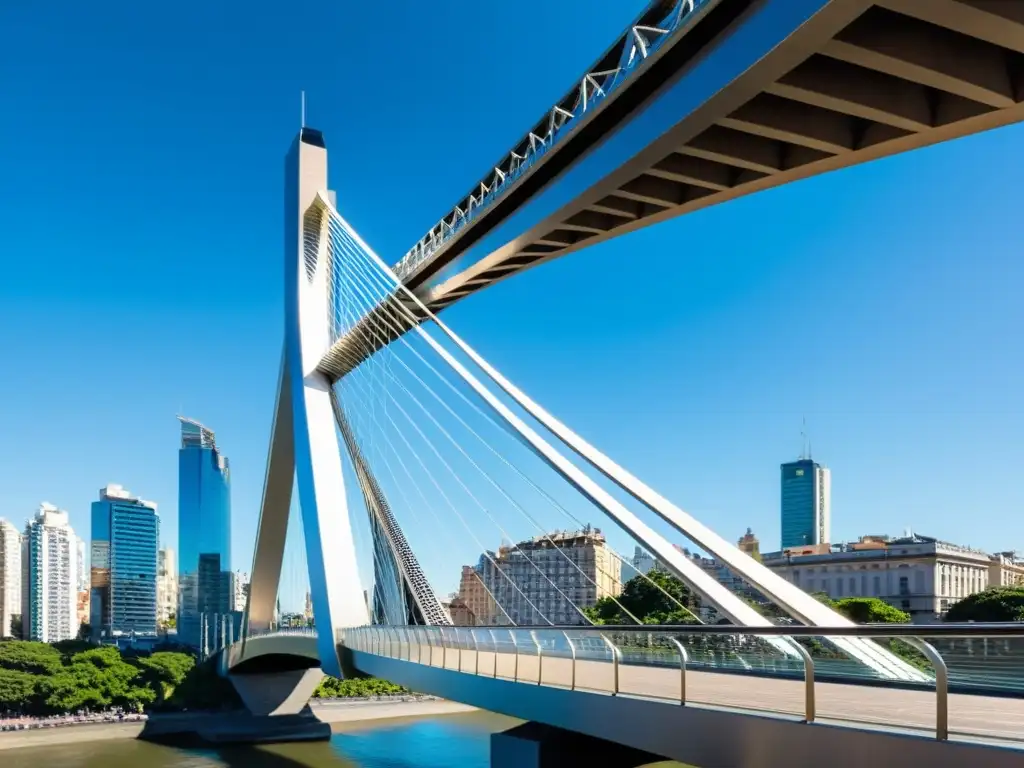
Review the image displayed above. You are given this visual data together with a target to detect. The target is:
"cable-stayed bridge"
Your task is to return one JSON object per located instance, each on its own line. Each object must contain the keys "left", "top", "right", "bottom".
{"left": 211, "top": 2, "right": 1024, "bottom": 765}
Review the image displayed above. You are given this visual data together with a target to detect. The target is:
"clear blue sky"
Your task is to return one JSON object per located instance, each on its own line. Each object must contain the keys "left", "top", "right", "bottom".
{"left": 1, "top": 0, "right": 1022, "bottom": 605}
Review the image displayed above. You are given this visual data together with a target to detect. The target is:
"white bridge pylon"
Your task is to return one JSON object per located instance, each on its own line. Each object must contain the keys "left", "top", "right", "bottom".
{"left": 246, "top": 128, "right": 927, "bottom": 683}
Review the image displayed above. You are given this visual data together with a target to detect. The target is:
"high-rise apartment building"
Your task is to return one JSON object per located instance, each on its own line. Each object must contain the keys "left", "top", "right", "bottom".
{"left": 177, "top": 417, "right": 232, "bottom": 648}
{"left": 467, "top": 526, "right": 621, "bottom": 626}
{"left": 0, "top": 519, "right": 22, "bottom": 638}
{"left": 451, "top": 563, "right": 496, "bottom": 626}
{"left": 157, "top": 548, "right": 178, "bottom": 627}
{"left": 22, "top": 504, "right": 79, "bottom": 642}
{"left": 780, "top": 459, "right": 831, "bottom": 550}
{"left": 90, "top": 484, "right": 160, "bottom": 639}
{"left": 231, "top": 571, "right": 249, "bottom": 613}
{"left": 631, "top": 546, "right": 659, "bottom": 576}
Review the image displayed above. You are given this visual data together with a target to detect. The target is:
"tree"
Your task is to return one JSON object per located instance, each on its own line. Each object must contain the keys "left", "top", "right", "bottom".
{"left": 0, "top": 668, "right": 37, "bottom": 713}
{"left": 584, "top": 568, "right": 700, "bottom": 625}
{"left": 0, "top": 640, "right": 63, "bottom": 675}
{"left": 831, "top": 597, "right": 910, "bottom": 624}
{"left": 313, "top": 676, "right": 407, "bottom": 698}
{"left": 944, "top": 586, "right": 1024, "bottom": 623}
{"left": 136, "top": 652, "right": 195, "bottom": 703}
{"left": 77, "top": 623, "right": 92, "bottom": 641}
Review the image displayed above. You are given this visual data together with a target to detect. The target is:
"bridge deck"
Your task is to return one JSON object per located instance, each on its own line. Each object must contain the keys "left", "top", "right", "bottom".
{"left": 354, "top": 638, "right": 1024, "bottom": 746}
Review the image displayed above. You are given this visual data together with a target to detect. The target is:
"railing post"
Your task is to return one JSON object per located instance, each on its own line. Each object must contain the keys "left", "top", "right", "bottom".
{"left": 471, "top": 629, "right": 480, "bottom": 675}
{"left": 905, "top": 637, "right": 948, "bottom": 741}
{"left": 667, "top": 636, "right": 689, "bottom": 704}
{"left": 789, "top": 639, "right": 816, "bottom": 723}
{"left": 563, "top": 631, "right": 576, "bottom": 691}
{"left": 441, "top": 627, "right": 448, "bottom": 670}
{"left": 457, "top": 628, "right": 463, "bottom": 671}
{"left": 425, "top": 628, "right": 434, "bottom": 666}
{"left": 530, "top": 630, "right": 543, "bottom": 685}
{"left": 600, "top": 633, "right": 621, "bottom": 695}
{"left": 510, "top": 630, "right": 520, "bottom": 682}
{"left": 488, "top": 629, "right": 498, "bottom": 678}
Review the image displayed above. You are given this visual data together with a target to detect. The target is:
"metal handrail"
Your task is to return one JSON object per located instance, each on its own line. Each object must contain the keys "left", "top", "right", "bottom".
{"left": 667, "top": 636, "right": 689, "bottom": 704}
{"left": 497, "top": 623, "right": 1024, "bottom": 638}
{"left": 903, "top": 638, "right": 948, "bottom": 740}
{"left": 788, "top": 641, "right": 816, "bottom": 723}
{"left": 600, "top": 632, "right": 621, "bottom": 695}
{"left": 564, "top": 631, "right": 577, "bottom": 691}
{"left": 487, "top": 629, "right": 498, "bottom": 678}
{"left": 344, "top": 623, "right": 1008, "bottom": 739}
{"left": 510, "top": 629, "right": 520, "bottom": 682}
{"left": 530, "top": 629, "right": 543, "bottom": 685}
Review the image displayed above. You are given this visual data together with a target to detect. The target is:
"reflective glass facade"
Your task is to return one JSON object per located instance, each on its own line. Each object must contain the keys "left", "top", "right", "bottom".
{"left": 780, "top": 459, "right": 831, "bottom": 549}
{"left": 90, "top": 485, "right": 159, "bottom": 638}
{"left": 177, "top": 417, "right": 232, "bottom": 647}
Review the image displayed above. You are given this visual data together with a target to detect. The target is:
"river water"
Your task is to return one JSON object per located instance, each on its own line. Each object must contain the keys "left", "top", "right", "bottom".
{"left": 1, "top": 712, "right": 517, "bottom": 768}
{"left": 0, "top": 712, "right": 686, "bottom": 767}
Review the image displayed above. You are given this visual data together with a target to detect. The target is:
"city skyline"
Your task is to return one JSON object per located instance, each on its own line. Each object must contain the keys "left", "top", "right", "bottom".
{"left": 1, "top": 0, "right": 1022, "bottom": 602}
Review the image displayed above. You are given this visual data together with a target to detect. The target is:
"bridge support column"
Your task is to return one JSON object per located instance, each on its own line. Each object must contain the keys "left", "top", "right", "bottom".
{"left": 229, "top": 667, "right": 325, "bottom": 717}
{"left": 491, "top": 722, "right": 663, "bottom": 768}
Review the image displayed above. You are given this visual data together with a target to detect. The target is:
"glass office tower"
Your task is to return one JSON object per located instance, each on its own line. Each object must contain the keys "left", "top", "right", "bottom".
{"left": 780, "top": 458, "right": 831, "bottom": 550}
{"left": 177, "top": 416, "right": 232, "bottom": 648}
{"left": 90, "top": 484, "right": 159, "bottom": 639}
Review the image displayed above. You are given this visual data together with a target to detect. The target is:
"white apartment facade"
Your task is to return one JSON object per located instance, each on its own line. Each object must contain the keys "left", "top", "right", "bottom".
{"left": 0, "top": 519, "right": 22, "bottom": 638}
{"left": 157, "top": 548, "right": 178, "bottom": 626}
{"left": 477, "top": 526, "right": 622, "bottom": 626}
{"left": 988, "top": 552, "right": 1024, "bottom": 588}
{"left": 22, "top": 504, "right": 80, "bottom": 642}
{"left": 765, "top": 533, "right": 1000, "bottom": 623}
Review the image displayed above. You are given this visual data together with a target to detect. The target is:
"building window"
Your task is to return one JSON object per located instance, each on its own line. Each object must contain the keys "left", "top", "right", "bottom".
{"left": 899, "top": 576, "right": 910, "bottom": 596}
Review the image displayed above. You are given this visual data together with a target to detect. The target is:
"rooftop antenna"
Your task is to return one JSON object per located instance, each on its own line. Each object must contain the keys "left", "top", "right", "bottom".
{"left": 300, "top": 90, "right": 306, "bottom": 129}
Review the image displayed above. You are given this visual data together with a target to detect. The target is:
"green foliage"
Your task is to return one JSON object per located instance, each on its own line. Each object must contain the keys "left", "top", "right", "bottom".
{"left": 312, "top": 675, "right": 407, "bottom": 698}
{"left": 831, "top": 597, "right": 911, "bottom": 624}
{"left": 0, "top": 668, "right": 36, "bottom": 711}
{"left": 0, "top": 639, "right": 63, "bottom": 675}
{"left": 0, "top": 639, "right": 199, "bottom": 716}
{"left": 584, "top": 568, "right": 700, "bottom": 625}
{"left": 944, "top": 587, "right": 1024, "bottom": 623}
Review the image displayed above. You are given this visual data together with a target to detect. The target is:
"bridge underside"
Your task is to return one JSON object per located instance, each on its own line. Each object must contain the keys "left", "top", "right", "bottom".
{"left": 318, "top": 0, "right": 1024, "bottom": 381}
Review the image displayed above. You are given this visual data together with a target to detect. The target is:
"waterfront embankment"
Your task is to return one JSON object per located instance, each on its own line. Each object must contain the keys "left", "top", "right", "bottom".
{"left": 0, "top": 698, "right": 477, "bottom": 750}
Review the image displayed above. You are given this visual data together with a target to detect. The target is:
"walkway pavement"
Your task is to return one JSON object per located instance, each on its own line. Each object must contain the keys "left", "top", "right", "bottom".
{"left": 421, "top": 648, "right": 1024, "bottom": 744}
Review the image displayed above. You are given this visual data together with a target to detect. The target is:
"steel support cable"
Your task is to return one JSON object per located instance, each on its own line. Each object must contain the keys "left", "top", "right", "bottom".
{"left": 331, "top": 390, "right": 451, "bottom": 626}
{"left": 330, "top": 246, "right": 410, "bottom": 627}
{"left": 332, "top": 229, "right": 672, "bottom": 627}
{"left": 339, "top": 385, "right": 517, "bottom": 628}
{"left": 333, "top": 282, "right": 578, "bottom": 630}
{"left": 334, "top": 227, "right": 701, "bottom": 622}
{"left": 331, "top": 237, "right": 649, "bottom": 626}
{"left": 333, "top": 241, "right": 405, "bottom": 630}
{"left": 330, "top": 266, "right": 585, "bottom": 633}
{"left": 323, "top": 202, "right": 920, "bottom": 678}
{"left": 330, "top": 219, "right": 702, "bottom": 624}
{"left": 329, "top": 333, "right": 543, "bottom": 628}
{"left": 335, "top": 215, "right": 737, "bottom": 630}
{"left": 367, "top": 396, "right": 554, "bottom": 627}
